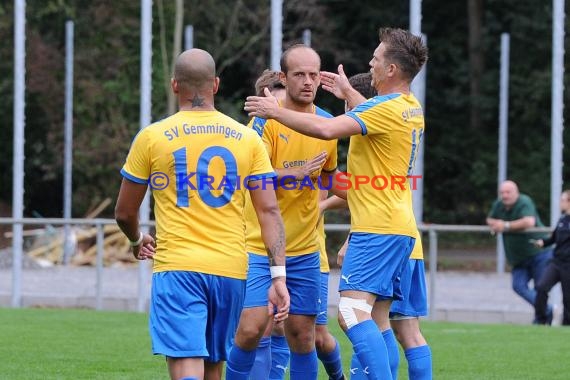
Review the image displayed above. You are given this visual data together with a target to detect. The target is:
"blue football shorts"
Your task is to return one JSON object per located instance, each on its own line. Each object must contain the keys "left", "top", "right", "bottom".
{"left": 243, "top": 252, "right": 320, "bottom": 315}
{"left": 389, "top": 259, "right": 428, "bottom": 318}
{"left": 339, "top": 232, "right": 415, "bottom": 300}
{"left": 149, "top": 271, "right": 245, "bottom": 362}
{"left": 316, "top": 271, "right": 330, "bottom": 325}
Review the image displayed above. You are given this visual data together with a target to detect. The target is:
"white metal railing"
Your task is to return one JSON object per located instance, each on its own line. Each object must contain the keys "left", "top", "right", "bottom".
{"left": 419, "top": 224, "right": 551, "bottom": 319}
{"left": 0, "top": 217, "right": 153, "bottom": 311}
{"left": 0, "top": 218, "right": 553, "bottom": 319}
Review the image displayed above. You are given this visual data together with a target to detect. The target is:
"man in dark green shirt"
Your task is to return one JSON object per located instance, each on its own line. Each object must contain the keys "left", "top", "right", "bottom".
{"left": 487, "top": 180, "right": 553, "bottom": 323}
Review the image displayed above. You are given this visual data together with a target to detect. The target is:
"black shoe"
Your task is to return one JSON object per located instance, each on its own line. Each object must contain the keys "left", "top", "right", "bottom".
{"left": 546, "top": 309, "right": 554, "bottom": 326}
{"left": 533, "top": 312, "right": 553, "bottom": 326}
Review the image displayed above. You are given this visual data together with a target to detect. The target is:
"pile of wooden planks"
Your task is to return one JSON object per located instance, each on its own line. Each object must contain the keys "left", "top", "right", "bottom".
{"left": 3, "top": 198, "right": 138, "bottom": 267}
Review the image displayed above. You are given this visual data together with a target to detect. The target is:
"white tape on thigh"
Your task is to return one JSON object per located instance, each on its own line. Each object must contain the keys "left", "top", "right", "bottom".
{"left": 338, "top": 297, "right": 373, "bottom": 329}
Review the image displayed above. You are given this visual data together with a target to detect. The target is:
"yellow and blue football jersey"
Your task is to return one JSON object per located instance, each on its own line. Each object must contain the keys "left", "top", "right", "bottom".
{"left": 316, "top": 216, "right": 330, "bottom": 272}
{"left": 245, "top": 105, "right": 338, "bottom": 257}
{"left": 410, "top": 229, "right": 423, "bottom": 260}
{"left": 345, "top": 93, "right": 424, "bottom": 238}
{"left": 121, "top": 110, "right": 275, "bottom": 279}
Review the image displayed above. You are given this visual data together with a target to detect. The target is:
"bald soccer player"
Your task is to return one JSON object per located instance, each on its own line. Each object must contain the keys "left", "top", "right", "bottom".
{"left": 116, "top": 49, "right": 289, "bottom": 380}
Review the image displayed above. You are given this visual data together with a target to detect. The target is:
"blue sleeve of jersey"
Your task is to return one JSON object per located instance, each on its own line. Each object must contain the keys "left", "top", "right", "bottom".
{"left": 346, "top": 94, "right": 401, "bottom": 135}
{"left": 120, "top": 168, "right": 148, "bottom": 184}
{"left": 345, "top": 113, "right": 367, "bottom": 135}
{"left": 251, "top": 117, "right": 268, "bottom": 137}
{"left": 248, "top": 172, "right": 277, "bottom": 181}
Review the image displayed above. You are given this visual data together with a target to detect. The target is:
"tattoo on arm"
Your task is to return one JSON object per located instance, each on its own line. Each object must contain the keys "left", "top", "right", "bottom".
{"left": 267, "top": 249, "right": 277, "bottom": 267}
{"left": 266, "top": 224, "right": 286, "bottom": 267}
{"left": 190, "top": 94, "right": 205, "bottom": 107}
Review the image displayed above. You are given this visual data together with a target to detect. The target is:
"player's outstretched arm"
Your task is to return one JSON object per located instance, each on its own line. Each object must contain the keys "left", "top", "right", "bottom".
{"left": 245, "top": 88, "right": 362, "bottom": 140}
{"left": 321, "top": 64, "right": 367, "bottom": 109}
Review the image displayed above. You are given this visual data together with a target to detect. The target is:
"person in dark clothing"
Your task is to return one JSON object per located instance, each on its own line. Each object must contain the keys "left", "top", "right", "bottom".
{"left": 533, "top": 190, "right": 570, "bottom": 326}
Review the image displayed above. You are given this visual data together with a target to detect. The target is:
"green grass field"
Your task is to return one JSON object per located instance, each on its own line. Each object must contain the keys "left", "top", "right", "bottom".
{"left": 1, "top": 307, "right": 568, "bottom": 379}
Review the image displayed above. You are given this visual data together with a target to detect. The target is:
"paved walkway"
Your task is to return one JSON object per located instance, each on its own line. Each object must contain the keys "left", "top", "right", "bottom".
{"left": 0, "top": 266, "right": 563, "bottom": 325}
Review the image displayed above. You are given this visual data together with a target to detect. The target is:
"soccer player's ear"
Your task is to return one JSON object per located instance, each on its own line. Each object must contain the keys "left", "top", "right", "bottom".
{"left": 213, "top": 77, "right": 220, "bottom": 95}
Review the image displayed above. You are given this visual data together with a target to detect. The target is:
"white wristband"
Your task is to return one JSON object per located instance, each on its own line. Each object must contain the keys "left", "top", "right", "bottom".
{"left": 504, "top": 221, "right": 511, "bottom": 231}
{"left": 129, "top": 231, "right": 144, "bottom": 247}
{"left": 270, "top": 265, "right": 286, "bottom": 279}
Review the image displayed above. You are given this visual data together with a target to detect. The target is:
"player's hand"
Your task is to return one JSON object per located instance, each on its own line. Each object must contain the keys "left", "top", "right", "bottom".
{"left": 336, "top": 238, "right": 348, "bottom": 267}
{"left": 244, "top": 88, "right": 280, "bottom": 118}
{"left": 321, "top": 64, "right": 352, "bottom": 100}
{"left": 268, "top": 278, "right": 290, "bottom": 322}
{"left": 530, "top": 239, "right": 544, "bottom": 248}
{"left": 297, "top": 151, "right": 327, "bottom": 179}
{"left": 133, "top": 234, "right": 156, "bottom": 260}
